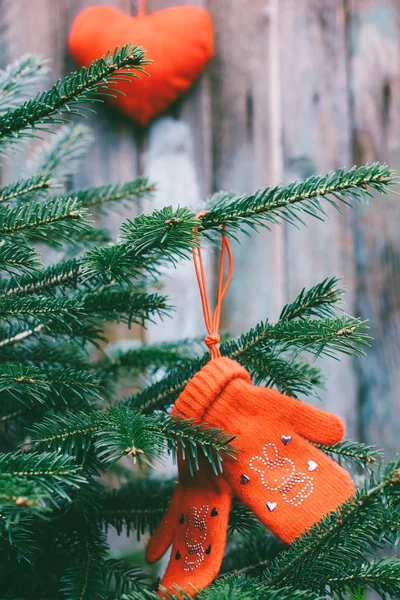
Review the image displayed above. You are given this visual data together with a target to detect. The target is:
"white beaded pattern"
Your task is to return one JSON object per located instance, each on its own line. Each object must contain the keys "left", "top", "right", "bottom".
{"left": 183, "top": 504, "right": 209, "bottom": 571}
{"left": 249, "top": 442, "right": 314, "bottom": 507}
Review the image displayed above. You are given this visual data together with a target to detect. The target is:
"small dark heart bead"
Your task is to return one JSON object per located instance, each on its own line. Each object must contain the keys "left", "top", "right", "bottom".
{"left": 205, "top": 545, "right": 212, "bottom": 554}
{"left": 210, "top": 507, "right": 218, "bottom": 517}
{"left": 240, "top": 474, "right": 250, "bottom": 485}
{"left": 281, "top": 435, "right": 292, "bottom": 446}
{"left": 175, "top": 550, "right": 181, "bottom": 560}
{"left": 179, "top": 514, "right": 184, "bottom": 524}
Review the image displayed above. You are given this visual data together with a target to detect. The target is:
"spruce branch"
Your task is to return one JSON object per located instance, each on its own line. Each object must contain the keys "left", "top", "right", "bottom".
{"left": 0, "top": 197, "right": 92, "bottom": 243}
{"left": 93, "top": 478, "right": 175, "bottom": 538}
{"left": 0, "top": 45, "right": 149, "bottom": 140}
{"left": 0, "top": 54, "right": 49, "bottom": 113}
{"left": 125, "top": 314, "right": 369, "bottom": 413}
{"left": 28, "top": 408, "right": 236, "bottom": 474}
{"left": 74, "top": 178, "right": 155, "bottom": 213}
{"left": 238, "top": 352, "right": 325, "bottom": 398}
{"left": 2, "top": 259, "right": 82, "bottom": 297}
{"left": 102, "top": 558, "right": 148, "bottom": 596}
{"left": 27, "top": 124, "right": 94, "bottom": 180}
{"left": 203, "top": 163, "right": 396, "bottom": 232}
{"left": 0, "top": 451, "right": 86, "bottom": 505}
{"left": 60, "top": 526, "right": 109, "bottom": 600}
{"left": 0, "top": 241, "right": 41, "bottom": 276}
{"left": 325, "top": 557, "right": 400, "bottom": 598}
{"left": 279, "top": 277, "right": 345, "bottom": 321}
{"left": 0, "top": 173, "right": 52, "bottom": 204}
{"left": 80, "top": 289, "right": 171, "bottom": 327}
{"left": 315, "top": 440, "right": 384, "bottom": 470}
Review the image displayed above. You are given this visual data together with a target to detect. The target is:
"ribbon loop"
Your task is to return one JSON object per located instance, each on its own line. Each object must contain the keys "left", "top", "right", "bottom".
{"left": 193, "top": 213, "right": 233, "bottom": 360}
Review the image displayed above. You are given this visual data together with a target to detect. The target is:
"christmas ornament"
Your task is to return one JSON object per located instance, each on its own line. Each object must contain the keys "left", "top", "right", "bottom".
{"left": 147, "top": 213, "right": 355, "bottom": 596}
{"left": 68, "top": 2, "right": 214, "bottom": 126}
{"left": 173, "top": 356, "right": 355, "bottom": 541}
{"left": 146, "top": 454, "right": 231, "bottom": 598}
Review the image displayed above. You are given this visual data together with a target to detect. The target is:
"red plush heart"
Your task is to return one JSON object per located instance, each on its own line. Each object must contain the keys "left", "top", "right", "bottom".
{"left": 68, "top": 5, "right": 214, "bottom": 126}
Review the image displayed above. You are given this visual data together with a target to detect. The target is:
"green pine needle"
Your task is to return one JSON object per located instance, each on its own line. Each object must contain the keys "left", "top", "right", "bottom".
{"left": 0, "top": 45, "right": 149, "bottom": 141}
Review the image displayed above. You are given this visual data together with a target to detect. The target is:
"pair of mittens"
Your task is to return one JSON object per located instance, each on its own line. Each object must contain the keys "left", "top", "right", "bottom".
{"left": 147, "top": 357, "right": 355, "bottom": 596}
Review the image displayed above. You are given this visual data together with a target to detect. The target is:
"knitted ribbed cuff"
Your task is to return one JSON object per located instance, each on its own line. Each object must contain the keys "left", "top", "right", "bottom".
{"left": 172, "top": 357, "right": 250, "bottom": 422}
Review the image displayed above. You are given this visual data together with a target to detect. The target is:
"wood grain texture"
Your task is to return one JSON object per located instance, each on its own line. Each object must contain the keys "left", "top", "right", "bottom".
{"left": 143, "top": 0, "right": 214, "bottom": 346}
{"left": 346, "top": 0, "right": 400, "bottom": 453}
{"left": 278, "top": 0, "right": 358, "bottom": 433}
{"left": 208, "top": 0, "right": 285, "bottom": 333}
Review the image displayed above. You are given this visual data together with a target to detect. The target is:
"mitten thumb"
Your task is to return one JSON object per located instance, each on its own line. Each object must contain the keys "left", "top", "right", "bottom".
{"left": 146, "top": 486, "right": 183, "bottom": 564}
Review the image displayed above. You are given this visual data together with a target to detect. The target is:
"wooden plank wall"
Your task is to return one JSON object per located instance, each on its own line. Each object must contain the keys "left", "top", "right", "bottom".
{"left": 1, "top": 0, "right": 399, "bottom": 455}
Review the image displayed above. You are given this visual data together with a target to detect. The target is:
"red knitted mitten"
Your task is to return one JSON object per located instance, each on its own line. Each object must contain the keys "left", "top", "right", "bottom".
{"left": 173, "top": 357, "right": 355, "bottom": 544}
{"left": 146, "top": 454, "right": 232, "bottom": 597}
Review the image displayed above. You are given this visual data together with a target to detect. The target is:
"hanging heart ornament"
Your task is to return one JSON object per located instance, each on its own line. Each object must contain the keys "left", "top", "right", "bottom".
{"left": 68, "top": 5, "right": 214, "bottom": 126}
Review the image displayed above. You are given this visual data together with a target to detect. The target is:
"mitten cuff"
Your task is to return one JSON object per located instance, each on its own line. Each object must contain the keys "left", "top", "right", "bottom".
{"left": 172, "top": 357, "right": 250, "bottom": 422}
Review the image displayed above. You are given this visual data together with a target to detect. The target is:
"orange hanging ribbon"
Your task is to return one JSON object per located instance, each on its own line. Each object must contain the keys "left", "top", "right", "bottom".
{"left": 193, "top": 211, "right": 233, "bottom": 360}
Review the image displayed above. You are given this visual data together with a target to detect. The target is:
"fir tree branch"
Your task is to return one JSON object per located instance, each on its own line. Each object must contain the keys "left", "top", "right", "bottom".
{"left": 74, "top": 178, "right": 155, "bottom": 212}
{"left": 326, "top": 557, "right": 400, "bottom": 598}
{"left": 27, "top": 124, "right": 94, "bottom": 180}
{"left": 116, "top": 164, "right": 395, "bottom": 271}
{"left": 101, "top": 558, "right": 148, "bottom": 595}
{"left": 221, "top": 529, "right": 283, "bottom": 577}
{"left": 80, "top": 290, "right": 171, "bottom": 327}
{"left": 315, "top": 440, "right": 383, "bottom": 470}
{"left": 0, "top": 323, "right": 44, "bottom": 349}
{"left": 0, "top": 296, "right": 80, "bottom": 319}
{"left": 28, "top": 408, "right": 236, "bottom": 473}
{"left": 0, "top": 174, "right": 52, "bottom": 204}
{"left": 238, "top": 352, "right": 325, "bottom": 398}
{"left": 0, "top": 45, "right": 149, "bottom": 140}
{"left": 279, "top": 277, "right": 345, "bottom": 321}
{"left": 0, "top": 363, "right": 102, "bottom": 410}
{"left": 0, "top": 197, "right": 91, "bottom": 243}
{"left": 149, "top": 414, "right": 237, "bottom": 474}
{"left": 0, "top": 513, "right": 38, "bottom": 562}
{"left": 203, "top": 163, "right": 396, "bottom": 231}
{"left": 125, "top": 314, "right": 369, "bottom": 413}
{"left": 60, "top": 527, "right": 109, "bottom": 600}
{"left": 0, "top": 339, "right": 90, "bottom": 370}
{"left": 0, "top": 242, "right": 41, "bottom": 276}
{"left": 102, "top": 340, "right": 198, "bottom": 376}
{"left": 81, "top": 206, "right": 198, "bottom": 286}
{"left": 126, "top": 578, "right": 325, "bottom": 600}
{"left": 0, "top": 451, "right": 86, "bottom": 504}
{"left": 92, "top": 478, "right": 175, "bottom": 538}
{"left": 225, "top": 315, "right": 370, "bottom": 360}
{"left": 2, "top": 259, "right": 82, "bottom": 297}
{"left": 0, "top": 54, "right": 49, "bottom": 113}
